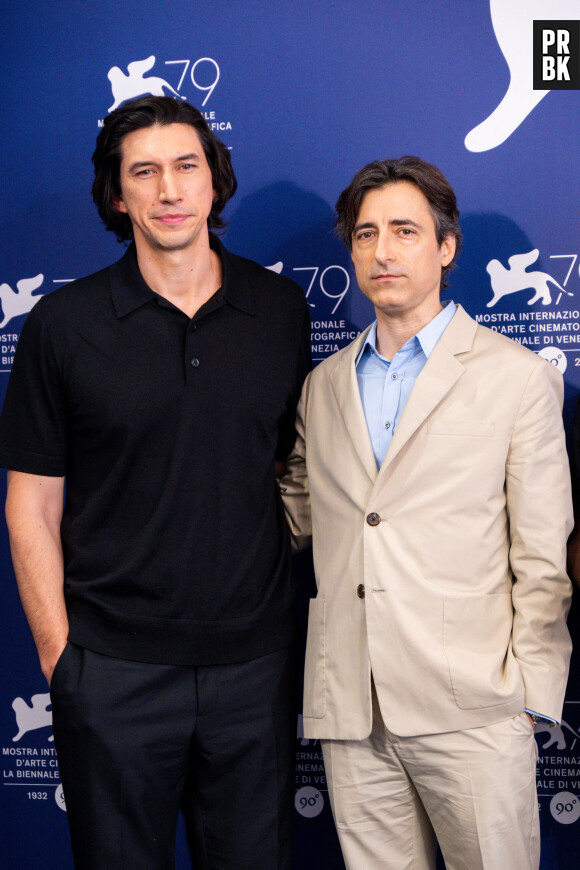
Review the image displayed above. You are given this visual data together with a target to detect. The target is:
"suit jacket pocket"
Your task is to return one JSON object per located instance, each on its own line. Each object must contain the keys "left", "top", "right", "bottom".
{"left": 427, "top": 420, "right": 495, "bottom": 436}
{"left": 303, "top": 597, "right": 327, "bottom": 719}
{"left": 443, "top": 593, "right": 523, "bottom": 710}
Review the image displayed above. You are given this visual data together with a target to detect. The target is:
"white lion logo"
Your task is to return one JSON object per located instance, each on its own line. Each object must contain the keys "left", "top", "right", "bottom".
{"left": 486, "top": 249, "right": 572, "bottom": 308}
{"left": 465, "top": 0, "right": 578, "bottom": 152}
{"left": 12, "top": 693, "right": 53, "bottom": 742}
{"left": 0, "top": 274, "right": 44, "bottom": 328}
{"left": 108, "top": 56, "right": 185, "bottom": 113}
{"left": 535, "top": 718, "right": 580, "bottom": 751}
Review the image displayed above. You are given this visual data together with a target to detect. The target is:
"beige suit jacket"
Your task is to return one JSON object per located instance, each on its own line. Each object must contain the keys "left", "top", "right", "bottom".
{"left": 283, "top": 305, "right": 573, "bottom": 739}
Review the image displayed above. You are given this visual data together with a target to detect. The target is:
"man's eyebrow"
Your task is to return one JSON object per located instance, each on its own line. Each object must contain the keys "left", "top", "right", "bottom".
{"left": 127, "top": 153, "right": 200, "bottom": 172}
{"left": 352, "top": 221, "right": 377, "bottom": 235}
{"left": 352, "top": 217, "right": 422, "bottom": 235}
{"left": 174, "top": 153, "right": 200, "bottom": 162}
{"left": 390, "top": 218, "right": 421, "bottom": 229}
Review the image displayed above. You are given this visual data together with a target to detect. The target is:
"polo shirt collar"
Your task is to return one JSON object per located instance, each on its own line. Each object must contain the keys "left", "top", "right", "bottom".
{"left": 110, "top": 235, "right": 257, "bottom": 319}
{"left": 211, "top": 235, "right": 256, "bottom": 316}
{"left": 110, "top": 243, "right": 157, "bottom": 318}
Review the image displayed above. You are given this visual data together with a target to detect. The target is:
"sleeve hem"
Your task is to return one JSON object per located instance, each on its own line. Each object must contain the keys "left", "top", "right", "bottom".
{"left": 0, "top": 451, "right": 65, "bottom": 476}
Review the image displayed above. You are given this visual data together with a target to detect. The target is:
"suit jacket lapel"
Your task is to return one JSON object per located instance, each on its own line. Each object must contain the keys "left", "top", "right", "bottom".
{"left": 328, "top": 325, "right": 378, "bottom": 484}
{"left": 379, "top": 305, "right": 478, "bottom": 473}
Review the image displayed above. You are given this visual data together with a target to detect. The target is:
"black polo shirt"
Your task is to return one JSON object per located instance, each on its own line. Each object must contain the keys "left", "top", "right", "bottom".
{"left": 0, "top": 237, "right": 311, "bottom": 665}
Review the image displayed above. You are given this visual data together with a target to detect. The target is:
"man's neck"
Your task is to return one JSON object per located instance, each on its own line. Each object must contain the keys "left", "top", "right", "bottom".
{"left": 134, "top": 231, "right": 222, "bottom": 319}
{"left": 375, "top": 303, "right": 443, "bottom": 360}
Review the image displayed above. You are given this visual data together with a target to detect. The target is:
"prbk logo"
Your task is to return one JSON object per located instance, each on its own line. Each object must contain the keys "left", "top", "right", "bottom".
{"left": 465, "top": 0, "right": 579, "bottom": 152}
{"left": 103, "top": 55, "right": 231, "bottom": 135}
{"left": 533, "top": 21, "right": 580, "bottom": 89}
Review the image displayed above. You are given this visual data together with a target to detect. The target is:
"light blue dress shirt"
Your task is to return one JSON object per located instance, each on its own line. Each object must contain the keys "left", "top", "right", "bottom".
{"left": 355, "top": 300, "right": 553, "bottom": 727}
{"left": 356, "top": 301, "right": 456, "bottom": 469}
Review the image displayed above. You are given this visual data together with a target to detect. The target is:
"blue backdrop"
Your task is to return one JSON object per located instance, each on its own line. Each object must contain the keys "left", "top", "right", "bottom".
{"left": 2, "top": 1, "right": 580, "bottom": 866}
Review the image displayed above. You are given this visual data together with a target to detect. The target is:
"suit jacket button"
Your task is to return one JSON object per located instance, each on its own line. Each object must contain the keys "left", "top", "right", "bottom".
{"left": 366, "top": 512, "right": 381, "bottom": 526}
{"left": 357, "top": 584, "right": 365, "bottom": 599}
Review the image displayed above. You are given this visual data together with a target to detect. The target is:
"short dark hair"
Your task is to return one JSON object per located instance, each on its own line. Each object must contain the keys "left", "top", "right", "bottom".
{"left": 91, "top": 96, "right": 237, "bottom": 242}
{"left": 335, "top": 156, "right": 462, "bottom": 287}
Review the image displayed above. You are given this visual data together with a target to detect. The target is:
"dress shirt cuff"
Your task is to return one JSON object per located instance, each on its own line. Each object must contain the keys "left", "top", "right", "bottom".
{"left": 525, "top": 708, "right": 558, "bottom": 727}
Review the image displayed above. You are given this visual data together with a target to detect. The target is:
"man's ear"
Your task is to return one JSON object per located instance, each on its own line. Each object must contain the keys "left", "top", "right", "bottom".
{"left": 112, "top": 196, "right": 128, "bottom": 214}
{"left": 440, "top": 234, "right": 456, "bottom": 267}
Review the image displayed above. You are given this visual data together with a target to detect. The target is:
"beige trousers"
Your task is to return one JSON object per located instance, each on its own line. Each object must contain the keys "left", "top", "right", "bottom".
{"left": 321, "top": 686, "right": 539, "bottom": 870}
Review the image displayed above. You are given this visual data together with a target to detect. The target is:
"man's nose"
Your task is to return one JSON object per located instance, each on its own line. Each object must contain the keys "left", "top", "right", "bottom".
{"left": 374, "top": 232, "right": 395, "bottom": 264}
{"left": 159, "top": 171, "right": 182, "bottom": 202}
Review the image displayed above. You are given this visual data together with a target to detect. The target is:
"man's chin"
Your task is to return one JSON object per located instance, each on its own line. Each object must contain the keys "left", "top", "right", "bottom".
{"left": 143, "top": 231, "right": 199, "bottom": 253}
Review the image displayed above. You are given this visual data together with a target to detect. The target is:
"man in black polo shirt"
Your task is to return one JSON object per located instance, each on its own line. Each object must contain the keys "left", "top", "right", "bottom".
{"left": 0, "top": 96, "right": 311, "bottom": 869}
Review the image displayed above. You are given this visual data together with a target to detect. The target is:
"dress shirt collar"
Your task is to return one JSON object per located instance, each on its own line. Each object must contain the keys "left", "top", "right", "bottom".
{"left": 356, "top": 300, "right": 457, "bottom": 366}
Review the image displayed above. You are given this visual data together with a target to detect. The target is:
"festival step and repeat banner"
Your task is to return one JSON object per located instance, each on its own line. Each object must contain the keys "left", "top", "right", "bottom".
{"left": 2, "top": 1, "right": 580, "bottom": 867}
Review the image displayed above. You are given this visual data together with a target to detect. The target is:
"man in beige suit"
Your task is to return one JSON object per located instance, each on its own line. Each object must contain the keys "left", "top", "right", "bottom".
{"left": 282, "top": 157, "right": 573, "bottom": 870}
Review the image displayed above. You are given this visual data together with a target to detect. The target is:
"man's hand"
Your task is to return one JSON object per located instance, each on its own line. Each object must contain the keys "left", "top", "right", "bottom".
{"left": 41, "top": 639, "right": 69, "bottom": 688}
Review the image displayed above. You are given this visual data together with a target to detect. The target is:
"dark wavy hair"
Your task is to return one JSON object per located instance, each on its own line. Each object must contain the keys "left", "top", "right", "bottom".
{"left": 335, "top": 156, "right": 462, "bottom": 288}
{"left": 91, "top": 96, "right": 237, "bottom": 242}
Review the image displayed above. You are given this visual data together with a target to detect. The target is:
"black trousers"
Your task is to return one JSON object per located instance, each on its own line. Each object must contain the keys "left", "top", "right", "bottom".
{"left": 50, "top": 643, "right": 297, "bottom": 870}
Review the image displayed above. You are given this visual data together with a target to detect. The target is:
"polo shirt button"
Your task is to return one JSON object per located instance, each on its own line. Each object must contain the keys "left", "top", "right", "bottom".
{"left": 357, "top": 584, "right": 365, "bottom": 599}
{"left": 190, "top": 358, "right": 200, "bottom": 367}
{"left": 366, "top": 512, "right": 381, "bottom": 526}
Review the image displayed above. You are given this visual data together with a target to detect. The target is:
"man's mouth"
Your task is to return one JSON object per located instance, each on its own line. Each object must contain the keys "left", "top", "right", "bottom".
{"left": 372, "top": 272, "right": 404, "bottom": 280}
{"left": 153, "top": 213, "right": 191, "bottom": 224}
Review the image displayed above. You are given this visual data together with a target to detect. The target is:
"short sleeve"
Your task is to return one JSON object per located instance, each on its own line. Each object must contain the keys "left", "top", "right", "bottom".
{"left": 0, "top": 299, "right": 67, "bottom": 475}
